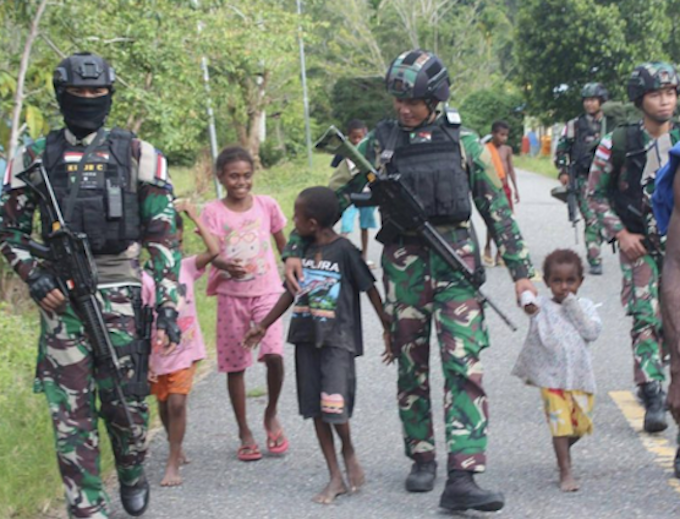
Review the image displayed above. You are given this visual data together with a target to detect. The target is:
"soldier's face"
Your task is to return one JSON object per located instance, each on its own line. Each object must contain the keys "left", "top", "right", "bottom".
{"left": 393, "top": 98, "right": 431, "bottom": 128}
{"left": 65, "top": 86, "right": 110, "bottom": 98}
{"left": 582, "top": 97, "right": 601, "bottom": 115}
{"left": 218, "top": 160, "right": 253, "bottom": 201}
{"left": 641, "top": 86, "right": 678, "bottom": 123}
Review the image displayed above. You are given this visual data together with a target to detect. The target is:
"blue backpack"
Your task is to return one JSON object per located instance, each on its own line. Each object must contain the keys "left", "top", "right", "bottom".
{"left": 652, "top": 142, "right": 680, "bottom": 235}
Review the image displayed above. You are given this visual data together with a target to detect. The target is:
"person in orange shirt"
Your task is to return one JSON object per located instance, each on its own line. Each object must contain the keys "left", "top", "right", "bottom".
{"left": 483, "top": 120, "right": 520, "bottom": 266}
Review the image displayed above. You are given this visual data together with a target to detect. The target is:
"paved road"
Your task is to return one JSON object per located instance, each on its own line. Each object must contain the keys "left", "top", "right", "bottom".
{"left": 111, "top": 168, "right": 680, "bottom": 518}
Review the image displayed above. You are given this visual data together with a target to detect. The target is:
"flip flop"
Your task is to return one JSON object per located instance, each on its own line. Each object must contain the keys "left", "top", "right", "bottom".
{"left": 266, "top": 429, "right": 289, "bottom": 455}
{"left": 237, "top": 444, "right": 262, "bottom": 462}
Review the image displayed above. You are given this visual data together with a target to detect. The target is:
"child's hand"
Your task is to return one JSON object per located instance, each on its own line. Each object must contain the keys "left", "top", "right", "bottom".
{"left": 147, "top": 370, "right": 158, "bottom": 384}
{"left": 174, "top": 198, "right": 198, "bottom": 221}
{"left": 380, "top": 312, "right": 394, "bottom": 364}
{"left": 221, "top": 259, "right": 247, "bottom": 279}
{"left": 243, "top": 324, "right": 266, "bottom": 350}
{"left": 524, "top": 303, "right": 539, "bottom": 316}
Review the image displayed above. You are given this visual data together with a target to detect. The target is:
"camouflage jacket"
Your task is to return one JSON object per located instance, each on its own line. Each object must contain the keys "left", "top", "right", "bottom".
{"left": 284, "top": 118, "right": 535, "bottom": 281}
{"left": 554, "top": 113, "right": 603, "bottom": 175}
{"left": 0, "top": 128, "right": 181, "bottom": 307}
{"left": 587, "top": 122, "right": 680, "bottom": 244}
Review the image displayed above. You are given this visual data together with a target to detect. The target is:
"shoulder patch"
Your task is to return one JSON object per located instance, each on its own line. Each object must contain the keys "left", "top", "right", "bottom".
{"left": 137, "top": 139, "right": 171, "bottom": 188}
{"left": 595, "top": 136, "right": 613, "bottom": 161}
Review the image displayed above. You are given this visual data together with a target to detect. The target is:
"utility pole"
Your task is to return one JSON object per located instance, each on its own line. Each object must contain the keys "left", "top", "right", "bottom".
{"left": 296, "top": 0, "right": 313, "bottom": 169}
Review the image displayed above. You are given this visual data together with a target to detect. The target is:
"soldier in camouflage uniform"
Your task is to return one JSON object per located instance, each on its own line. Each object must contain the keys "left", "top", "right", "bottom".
{"left": 283, "top": 50, "right": 537, "bottom": 512}
{"left": 587, "top": 62, "right": 680, "bottom": 434}
{"left": 0, "top": 53, "right": 181, "bottom": 518}
{"left": 555, "top": 82, "right": 608, "bottom": 274}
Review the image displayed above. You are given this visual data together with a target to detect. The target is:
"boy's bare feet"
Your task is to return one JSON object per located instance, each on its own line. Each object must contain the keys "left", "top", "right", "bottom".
{"left": 179, "top": 449, "right": 191, "bottom": 465}
{"left": 559, "top": 472, "right": 579, "bottom": 492}
{"left": 343, "top": 451, "right": 365, "bottom": 493}
{"left": 160, "top": 459, "right": 182, "bottom": 487}
{"left": 313, "top": 476, "right": 348, "bottom": 504}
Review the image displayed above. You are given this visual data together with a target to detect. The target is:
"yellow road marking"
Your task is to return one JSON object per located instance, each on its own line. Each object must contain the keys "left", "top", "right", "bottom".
{"left": 609, "top": 390, "right": 679, "bottom": 494}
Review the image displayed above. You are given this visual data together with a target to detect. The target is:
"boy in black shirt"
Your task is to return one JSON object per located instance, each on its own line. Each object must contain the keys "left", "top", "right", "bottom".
{"left": 244, "top": 186, "right": 390, "bottom": 504}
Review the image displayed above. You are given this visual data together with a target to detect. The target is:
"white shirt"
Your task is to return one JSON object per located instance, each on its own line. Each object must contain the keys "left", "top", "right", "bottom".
{"left": 512, "top": 294, "right": 601, "bottom": 394}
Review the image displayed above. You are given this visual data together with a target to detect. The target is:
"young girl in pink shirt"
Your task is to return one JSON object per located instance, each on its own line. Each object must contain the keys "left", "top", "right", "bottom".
{"left": 200, "top": 146, "right": 288, "bottom": 461}
{"left": 143, "top": 199, "right": 220, "bottom": 487}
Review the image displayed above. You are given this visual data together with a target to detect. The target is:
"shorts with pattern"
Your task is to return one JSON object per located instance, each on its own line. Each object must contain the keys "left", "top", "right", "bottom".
{"left": 541, "top": 387, "right": 594, "bottom": 437}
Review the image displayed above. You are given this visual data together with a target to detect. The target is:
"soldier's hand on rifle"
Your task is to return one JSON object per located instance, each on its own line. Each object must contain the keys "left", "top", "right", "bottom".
{"left": 156, "top": 306, "right": 181, "bottom": 355}
{"left": 27, "top": 269, "right": 66, "bottom": 313}
{"left": 558, "top": 172, "right": 569, "bottom": 186}
{"left": 616, "top": 229, "right": 647, "bottom": 261}
{"left": 284, "top": 257, "right": 304, "bottom": 294}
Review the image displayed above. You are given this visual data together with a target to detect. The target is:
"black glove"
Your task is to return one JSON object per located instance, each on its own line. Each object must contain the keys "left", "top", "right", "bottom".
{"left": 26, "top": 269, "right": 63, "bottom": 304}
{"left": 156, "top": 306, "right": 181, "bottom": 345}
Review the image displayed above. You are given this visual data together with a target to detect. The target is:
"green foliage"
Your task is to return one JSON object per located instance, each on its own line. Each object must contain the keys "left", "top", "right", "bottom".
{"left": 513, "top": 155, "right": 556, "bottom": 178}
{"left": 331, "top": 76, "right": 392, "bottom": 130}
{"left": 458, "top": 87, "right": 524, "bottom": 151}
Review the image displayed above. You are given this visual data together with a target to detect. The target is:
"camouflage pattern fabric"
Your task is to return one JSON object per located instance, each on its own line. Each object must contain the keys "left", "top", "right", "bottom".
{"left": 0, "top": 129, "right": 180, "bottom": 518}
{"left": 587, "top": 125, "right": 680, "bottom": 385}
{"left": 36, "top": 286, "right": 148, "bottom": 518}
{"left": 618, "top": 251, "right": 665, "bottom": 384}
{"left": 383, "top": 231, "right": 489, "bottom": 472}
{"left": 285, "top": 115, "right": 535, "bottom": 473}
{"left": 574, "top": 175, "right": 604, "bottom": 267}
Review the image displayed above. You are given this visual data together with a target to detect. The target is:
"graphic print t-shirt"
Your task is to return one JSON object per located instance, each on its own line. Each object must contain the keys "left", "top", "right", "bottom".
{"left": 287, "top": 238, "right": 375, "bottom": 355}
{"left": 200, "top": 195, "right": 286, "bottom": 297}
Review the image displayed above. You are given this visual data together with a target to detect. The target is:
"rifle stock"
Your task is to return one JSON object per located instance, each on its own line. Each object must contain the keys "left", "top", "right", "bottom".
{"left": 315, "top": 126, "right": 517, "bottom": 331}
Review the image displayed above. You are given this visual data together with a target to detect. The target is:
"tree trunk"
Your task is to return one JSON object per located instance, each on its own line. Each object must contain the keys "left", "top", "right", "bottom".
{"left": 8, "top": 0, "right": 49, "bottom": 160}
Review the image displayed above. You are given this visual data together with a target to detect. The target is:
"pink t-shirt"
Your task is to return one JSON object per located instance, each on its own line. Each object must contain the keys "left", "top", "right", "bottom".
{"left": 143, "top": 256, "right": 207, "bottom": 376}
{"left": 200, "top": 195, "right": 286, "bottom": 298}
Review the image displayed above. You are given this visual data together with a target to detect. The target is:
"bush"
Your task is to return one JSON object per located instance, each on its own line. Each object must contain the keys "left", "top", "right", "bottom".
{"left": 458, "top": 87, "right": 525, "bottom": 152}
{"left": 331, "top": 76, "right": 393, "bottom": 130}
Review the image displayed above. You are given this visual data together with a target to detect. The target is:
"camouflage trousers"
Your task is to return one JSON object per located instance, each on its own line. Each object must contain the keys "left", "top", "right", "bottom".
{"left": 575, "top": 175, "right": 604, "bottom": 267}
{"left": 382, "top": 231, "right": 489, "bottom": 473}
{"left": 618, "top": 251, "right": 666, "bottom": 385}
{"left": 34, "top": 285, "right": 148, "bottom": 519}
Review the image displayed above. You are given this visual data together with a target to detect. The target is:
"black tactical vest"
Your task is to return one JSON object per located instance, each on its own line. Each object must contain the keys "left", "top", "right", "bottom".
{"left": 41, "top": 128, "right": 141, "bottom": 254}
{"left": 571, "top": 114, "right": 602, "bottom": 176}
{"left": 373, "top": 118, "right": 471, "bottom": 225}
{"left": 609, "top": 124, "right": 649, "bottom": 234}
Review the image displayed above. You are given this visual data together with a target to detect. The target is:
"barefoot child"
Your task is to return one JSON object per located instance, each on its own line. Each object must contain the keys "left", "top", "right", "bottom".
{"left": 512, "top": 249, "right": 601, "bottom": 492}
{"left": 199, "top": 146, "right": 289, "bottom": 461}
{"left": 143, "top": 199, "right": 220, "bottom": 486}
{"left": 244, "top": 186, "right": 390, "bottom": 504}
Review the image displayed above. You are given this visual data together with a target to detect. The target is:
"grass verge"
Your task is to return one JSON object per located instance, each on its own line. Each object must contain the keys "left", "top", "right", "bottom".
{"left": 0, "top": 152, "right": 333, "bottom": 518}
{"left": 513, "top": 154, "right": 558, "bottom": 179}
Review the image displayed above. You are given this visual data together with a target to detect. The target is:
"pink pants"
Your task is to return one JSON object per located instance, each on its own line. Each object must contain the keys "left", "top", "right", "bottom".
{"left": 216, "top": 293, "right": 284, "bottom": 373}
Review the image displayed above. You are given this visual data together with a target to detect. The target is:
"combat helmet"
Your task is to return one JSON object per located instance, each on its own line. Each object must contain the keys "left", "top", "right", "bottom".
{"left": 53, "top": 52, "right": 116, "bottom": 102}
{"left": 581, "top": 82, "right": 608, "bottom": 101}
{"left": 627, "top": 62, "right": 679, "bottom": 103}
{"left": 385, "top": 50, "right": 450, "bottom": 103}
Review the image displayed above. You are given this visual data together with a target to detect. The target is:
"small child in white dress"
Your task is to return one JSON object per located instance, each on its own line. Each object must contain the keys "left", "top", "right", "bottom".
{"left": 512, "top": 249, "right": 602, "bottom": 492}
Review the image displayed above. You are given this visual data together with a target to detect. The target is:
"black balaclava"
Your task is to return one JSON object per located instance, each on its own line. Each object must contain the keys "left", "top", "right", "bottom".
{"left": 59, "top": 91, "right": 112, "bottom": 139}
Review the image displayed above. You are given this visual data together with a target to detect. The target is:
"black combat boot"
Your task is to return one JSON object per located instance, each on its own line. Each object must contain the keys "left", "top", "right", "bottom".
{"left": 120, "top": 474, "right": 150, "bottom": 517}
{"left": 639, "top": 381, "right": 668, "bottom": 433}
{"left": 439, "top": 470, "right": 504, "bottom": 512}
{"left": 674, "top": 447, "right": 680, "bottom": 479}
{"left": 405, "top": 460, "right": 437, "bottom": 492}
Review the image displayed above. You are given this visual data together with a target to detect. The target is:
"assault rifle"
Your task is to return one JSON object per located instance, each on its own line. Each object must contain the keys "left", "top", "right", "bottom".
{"left": 18, "top": 161, "right": 143, "bottom": 449}
{"left": 551, "top": 165, "right": 580, "bottom": 244}
{"left": 316, "top": 125, "right": 517, "bottom": 331}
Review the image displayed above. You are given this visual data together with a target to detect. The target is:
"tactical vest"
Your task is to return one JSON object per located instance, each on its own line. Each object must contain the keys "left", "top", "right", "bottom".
{"left": 41, "top": 128, "right": 141, "bottom": 255}
{"left": 571, "top": 114, "right": 601, "bottom": 176}
{"left": 373, "top": 118, "right": 471, "bottom": 225}
{"left": 609, "top": 124, "right": 646, "bottom": 234}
